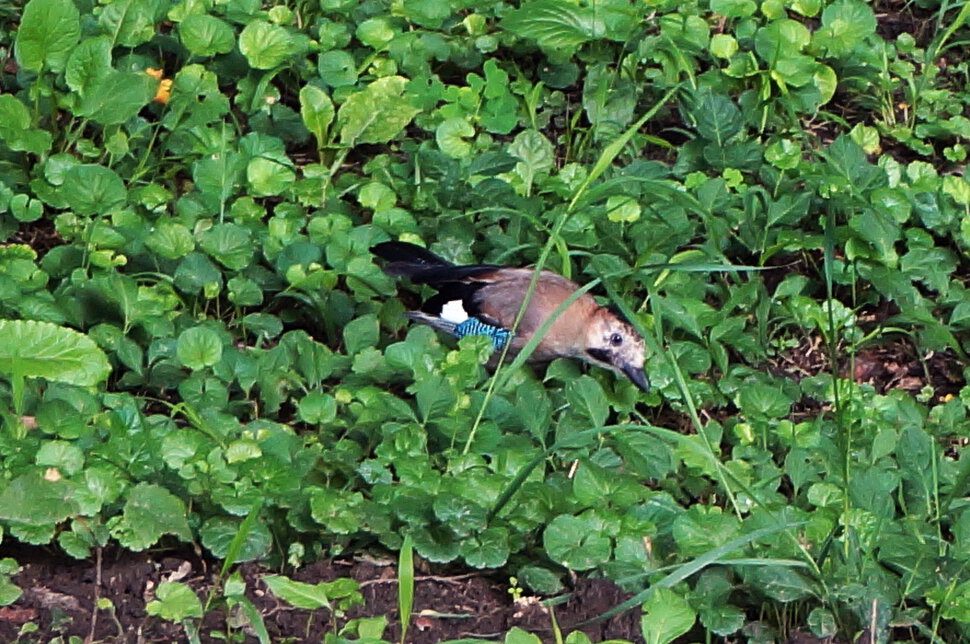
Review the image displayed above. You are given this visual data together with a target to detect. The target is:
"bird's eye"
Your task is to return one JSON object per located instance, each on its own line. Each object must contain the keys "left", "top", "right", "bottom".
{"left": 610, "top": 333, "right": 623, "bottom": 347}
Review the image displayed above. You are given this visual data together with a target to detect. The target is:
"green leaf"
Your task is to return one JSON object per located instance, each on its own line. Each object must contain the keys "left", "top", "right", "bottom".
{"left": 754, "top": 19, "right": 810, "bottom": 63}
{"left": 737, "top": 383, "right": 794, "bottom": 419}
{"left": 318, "top": 50, "right": 357, "bottom": 87}
{"left": 176, "top": 326, "right": 223, "bottom": 370}
{"left": 298, "top": 392, "right": 337, "bottom": 424}
{"left": 848, "top": 467, "right": 899, "bottom": 519}
{"left": 309, "top": 488, "right": 363, "bottom": 534}
{"left": 543, "top": 514, "right": 612, "bottom": 570}
{"left": 14, "top": 0, "right": 80, "bottom": 73}
{"left": 180, "top": 14, "right": 236, "bottom": 56}
{"left": 239, "top": 20, "right": 294, "bottom": 69}
{"left": 263, "top": 575, "right": 334, "bottom": 610}
{"left": 108, "top": 483, "right": 193, "bottom": 551}
{"left": 0, "top": 473, "right": 79, "bottom": 526}
{"left": 460, "top": 527, "right": 510, "bottom": 568}
{"left": 175, "top": 253, "right": 224, "bottom": 295}
{"left": 192, "top": 151, "right": 246, "bottom": 212}
{"left": 65, "top": 36, "right": 112, "bottom": 96}
{"left": 199, "top": 223, "right": 254, "bottom": 270}
{"left": 436, "top": 117, "right": 475, "bottom": 159}
{"left": 0, "top": 94, "right": 52, "bottom": 156}
{"left": 35, "top": 441, "right": 85, "bottom": 476}
{"left": 300, "top": 85, "right": 335, "bottom": 148}
{"left": 342, "top": 314, "right": 379, "bottom": 355}
{"left": 813, "top": 0, "right": 876, "bottom": 56}
{"left": 398, "top": 535, "right": 414, "bottom": 643}
{"left": 505, "top": 627, "right": 542, "bottom": 644}
{"left": 356, "top": 17, "right": 394, "bottom": 49}
{"left": 565, "top": 375, "right": 608, "bottom": 427}
{"left": 200, "top": 517, "right": 272, "bottom": 561}
{"left": 694, "top": 92, "right": 743, "bottom": 145}
{"left": 640, "top": 588, "right": 696, "bottom": 644}
{"left": 502, "top": 0, "right": 605, "bottom": 59}
{"left": 0, "top": 575, "right": 22, "bottom": 607}
{"left": 743, "top": 566, "right": 817, "bottom": 602}
{"left": 146, "top": 221, "right": 195, "bottom": 260}
{"left": 59, "top": 165, "right": 127, "bottom": 216}
{"left": 509, "top": 129, "right": 554, "bottom": 194}
{"left": 145, "top": 581, "right": 203, "bottom": 621}
{"left": 0, "top": 320, "right": 110, "bottom": 386}
{"left": 672, "top": 506, "right": 741, "bottom": 556}
{"left": 76, "top": 71, "right": 158, "bottom": 125}
{"left": 98, "top": 0, "right": 162, "bottom": 48}
{"left": 711, "top": 0, "right": 757, "bottom": 17}
{"left": 606, "top": 195, "right": 641, "bottom": 222}
{"left": 246, "top": 157, "right": 295, "bottom": 197}
{"left": 337, "top": 76, "right": 421, "bottom": 144}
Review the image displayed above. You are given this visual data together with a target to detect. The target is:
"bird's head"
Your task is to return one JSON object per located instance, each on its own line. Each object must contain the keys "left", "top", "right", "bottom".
{"left": 583, "top": 308, "right": 649, "bottom": 392}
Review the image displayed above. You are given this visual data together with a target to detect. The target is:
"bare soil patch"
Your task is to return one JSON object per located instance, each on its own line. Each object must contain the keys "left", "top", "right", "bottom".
{"left": 0, "top": 545, "right": 646, "bottom": 643}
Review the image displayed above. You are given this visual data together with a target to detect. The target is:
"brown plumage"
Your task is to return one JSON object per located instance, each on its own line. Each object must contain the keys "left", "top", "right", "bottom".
{"left": 371, "top": 241, "right": 649, "bottom": 392}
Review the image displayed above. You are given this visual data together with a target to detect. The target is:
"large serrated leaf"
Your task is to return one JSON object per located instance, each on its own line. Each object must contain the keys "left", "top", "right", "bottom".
{"left": 108, "top": 483, "right": 192, "bottom": 551}
{"left": 0, "top": 320, "right": 110, "bottom": 386}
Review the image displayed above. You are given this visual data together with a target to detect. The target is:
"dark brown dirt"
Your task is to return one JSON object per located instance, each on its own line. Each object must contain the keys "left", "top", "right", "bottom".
{"left": 770, "top": 334, "right": 965, "bottom": 405}
{"left": 0, "top": 545, "right": 647, "bottom": 643}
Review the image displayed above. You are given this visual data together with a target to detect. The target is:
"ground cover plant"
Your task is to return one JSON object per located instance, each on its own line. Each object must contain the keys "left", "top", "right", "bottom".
{"left": 1, "top": 0, "right": 970, "bottom": 641}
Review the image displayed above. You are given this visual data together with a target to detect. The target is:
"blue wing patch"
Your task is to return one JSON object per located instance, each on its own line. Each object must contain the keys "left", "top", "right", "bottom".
{"left": 454, "top": 318, "right": 512, "bottom": 351}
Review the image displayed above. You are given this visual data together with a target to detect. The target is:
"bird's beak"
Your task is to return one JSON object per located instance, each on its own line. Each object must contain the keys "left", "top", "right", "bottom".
{"left": 622, "top": 364, "right": 650, "bottom": 393}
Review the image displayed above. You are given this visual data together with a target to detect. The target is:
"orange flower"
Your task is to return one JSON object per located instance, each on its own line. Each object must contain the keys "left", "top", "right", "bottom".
{"left": 146, "top": 67, "right": 172, "bottom": 104}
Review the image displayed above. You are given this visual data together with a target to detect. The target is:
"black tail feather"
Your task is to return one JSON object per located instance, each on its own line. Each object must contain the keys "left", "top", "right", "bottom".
{"left": 371, "top": 241, "right": 500, "bottom": 285}
{"left": 370, "top": 241, "right": 451, "bottom": 267}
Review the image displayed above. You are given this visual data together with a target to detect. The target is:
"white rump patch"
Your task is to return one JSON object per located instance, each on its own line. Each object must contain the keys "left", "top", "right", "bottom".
{"left": 440, "top": 300, "right": 469, "bottom": 323}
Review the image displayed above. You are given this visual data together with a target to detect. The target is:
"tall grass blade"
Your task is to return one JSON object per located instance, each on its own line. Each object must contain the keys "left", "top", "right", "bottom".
{"left": 398, "top": 535, "right": 415, "bottom": 644}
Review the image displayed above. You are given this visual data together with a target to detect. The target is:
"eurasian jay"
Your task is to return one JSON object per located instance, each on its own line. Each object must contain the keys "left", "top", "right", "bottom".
{"left": 371, "top": 241, "right": 650, "bottom": 392}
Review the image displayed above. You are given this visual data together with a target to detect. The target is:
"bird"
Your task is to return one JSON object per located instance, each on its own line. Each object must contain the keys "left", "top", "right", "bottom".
{"left": 371, "top": 241, "right": 649, "bottom": 392}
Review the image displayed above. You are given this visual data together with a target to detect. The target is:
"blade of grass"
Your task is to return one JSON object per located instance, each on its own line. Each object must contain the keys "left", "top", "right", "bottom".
{"left": 398, "top": 535, "right": 414, "bottom": 644}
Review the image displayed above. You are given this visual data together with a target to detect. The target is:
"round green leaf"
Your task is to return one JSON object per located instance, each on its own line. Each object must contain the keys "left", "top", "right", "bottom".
{"left": 199, "top": 222, "right": 254, "bottom": 270}
{"left": 710, "top": 33, "right": 738, "bottom": 59}
{"left": 337, "top": 76, "right": 420, "bottom": 144}
{"left": 176, "top": 326, "right": 223, "bottom": 370}
{"left": 146, "top": 221, "right": 195, "bottom": 260}
{"left": 60, "top": 165, "right": 127, "bottom": 216}
{"left": 200, "top": 517, "right": 272, "bottom": 561}
{"left": 436, "top": 118, "right": 475, "bottom": 159}
{"left": 246, "top": 157, "right": 295, "bottom": 197}
{"left": 319, "top": 50, "right": 358, "bottom": 87}
{"left": 356, "top": 17, "right": 394, "bottom": 49}
{"left": 543, "top": 515, "right": 611, "bottom": 570}
{"left": 298, "top": 392, "right": 337, "bottom": 424}
{"left": 239, "top": 20, "right": 293, "bottom": 69}
{"left": 180, "top": 14, "right": 235, "bottom": 56}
